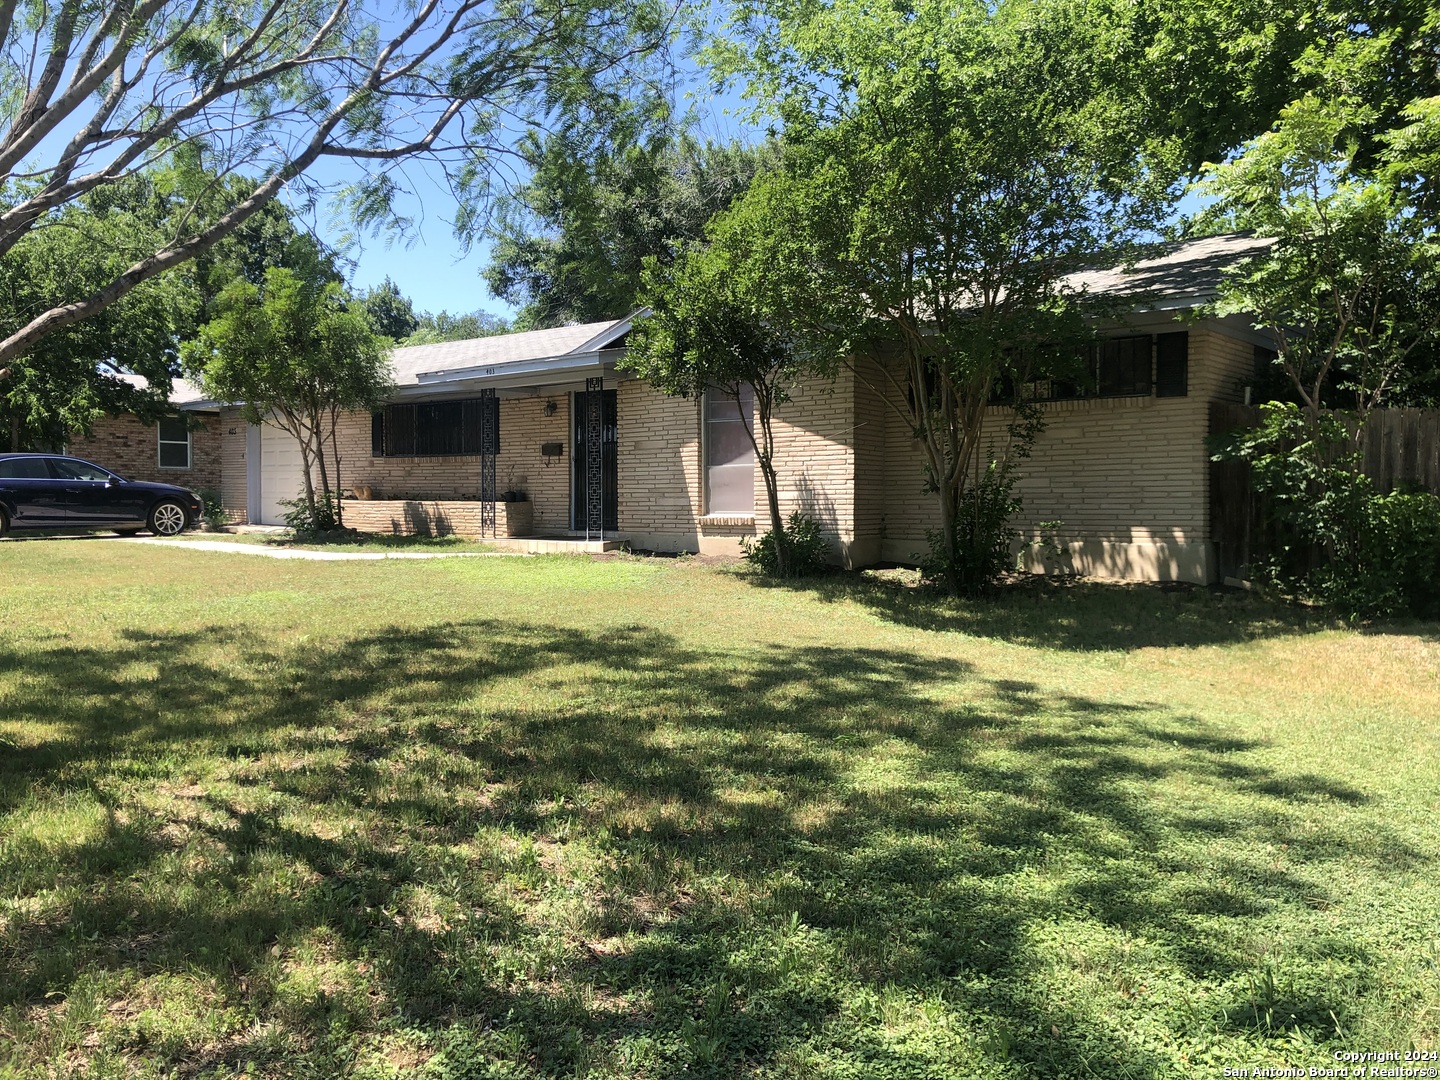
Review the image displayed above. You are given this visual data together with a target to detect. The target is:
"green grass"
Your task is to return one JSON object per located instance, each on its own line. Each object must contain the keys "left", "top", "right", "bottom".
{"left": 1, "top": 543, "right": 1437, "bottom": 1078}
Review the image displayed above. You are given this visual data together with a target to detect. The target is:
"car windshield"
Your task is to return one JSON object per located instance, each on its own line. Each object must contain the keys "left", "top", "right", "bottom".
{"left": 49, "top": 458, "right": 115, "bottom": 482}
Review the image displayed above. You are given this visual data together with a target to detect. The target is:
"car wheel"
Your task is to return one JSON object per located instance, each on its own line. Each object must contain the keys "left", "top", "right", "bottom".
{"left": 148, "top": 500, "right": 188, "bottom": 537}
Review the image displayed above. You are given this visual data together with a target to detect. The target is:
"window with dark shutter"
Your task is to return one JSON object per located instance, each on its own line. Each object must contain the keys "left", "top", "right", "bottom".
{"left": 371, "top": 411, "right": 385, "bottom": 456}
{"left": 1155, "top": 332, "right": 1189, "bottom": 397}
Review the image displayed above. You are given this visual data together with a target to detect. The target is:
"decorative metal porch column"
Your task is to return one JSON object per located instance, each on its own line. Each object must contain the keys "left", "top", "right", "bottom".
{"left": 584, "top": 376, "right": 604, "bottom": 540}
{"left": 479, "top": 387, "right": 497, "bottom": 538}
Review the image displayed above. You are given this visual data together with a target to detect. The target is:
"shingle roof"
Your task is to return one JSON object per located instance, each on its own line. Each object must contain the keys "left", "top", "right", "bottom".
{"left": 389, "top": 319, "right": 621, "bottom": 386}
{"left": 112, "top": 372, "right": 211, "bottom": 406}
{"left": 1064, "top": 233, "right": 1275, "bottom": 303}
{"left": 149, "top": 240, "right": 1263, "bottom": 408}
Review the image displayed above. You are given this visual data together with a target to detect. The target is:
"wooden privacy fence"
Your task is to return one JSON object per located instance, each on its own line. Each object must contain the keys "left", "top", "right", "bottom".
{"left": 1208, "top": 404, "right": 1440, "bottom": 581}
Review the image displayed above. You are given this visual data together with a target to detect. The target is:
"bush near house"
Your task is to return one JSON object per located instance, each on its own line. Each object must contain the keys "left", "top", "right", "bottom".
{"left": 1213, "top": 402, "right": 1440, "bottom": 618}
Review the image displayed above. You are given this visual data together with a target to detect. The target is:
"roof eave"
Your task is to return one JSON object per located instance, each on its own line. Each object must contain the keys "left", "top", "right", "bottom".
{"left": 404, "top": 349, "right": 624, "bottom": 393}
{"left": 567, "top": 308, "right": 648, "bottom": 356}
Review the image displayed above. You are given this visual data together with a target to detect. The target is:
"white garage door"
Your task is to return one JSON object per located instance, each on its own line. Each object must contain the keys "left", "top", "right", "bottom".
{"left": 258, "top": 423, "right": 308, "bottom": 525}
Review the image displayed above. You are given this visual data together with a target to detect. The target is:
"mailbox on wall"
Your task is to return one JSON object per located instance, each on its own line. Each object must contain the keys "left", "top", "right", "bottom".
{"left": 541, "top": 442, "right": 564, "bottom": 461}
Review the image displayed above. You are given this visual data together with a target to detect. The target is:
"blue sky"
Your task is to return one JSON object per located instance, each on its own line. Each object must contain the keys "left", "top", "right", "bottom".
{"left": 314, "top": 41, "right": 760, "bottom": 323}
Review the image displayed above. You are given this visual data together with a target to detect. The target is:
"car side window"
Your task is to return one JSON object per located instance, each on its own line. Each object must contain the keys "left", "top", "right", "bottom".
{"left": 0, "top": 458, "right": 51, "bottom": 479}
{"left": 49, "top": 458, "right": 113, "bottom": 482}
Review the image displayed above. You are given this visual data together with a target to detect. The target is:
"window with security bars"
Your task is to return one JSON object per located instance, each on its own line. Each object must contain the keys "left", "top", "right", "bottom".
{"left": 371, "top": 397, "right": 499, "bottom": 457}
{"left": 994, "top": 332, "right": 1188, "bottom": 402}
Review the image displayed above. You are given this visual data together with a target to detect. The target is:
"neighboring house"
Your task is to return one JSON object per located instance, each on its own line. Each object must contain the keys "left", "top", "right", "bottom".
{"left": 68, "top": 377, "right": 247, "bottom": 521}
{"left": 74, "top": 234, "right": 1278, "bottom": 582}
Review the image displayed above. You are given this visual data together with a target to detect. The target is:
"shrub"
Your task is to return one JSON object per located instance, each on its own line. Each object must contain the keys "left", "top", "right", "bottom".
{"left": 1213, "top": 402, "right": 1440, "bottom": 619}
{"left": 196, "top": 488, "right": 227, "bottom": 529}
{"left": 919, "top": 460, "right": 1021, "bottom": 595}
{"left": 1319, "top": 490, "right": 1440, "bottom": 620}
{"left": 741, "top": 512, "right": 832, "bottom": 577}
{"left": 280, "top": 492, "right": 342, "bottom": 536}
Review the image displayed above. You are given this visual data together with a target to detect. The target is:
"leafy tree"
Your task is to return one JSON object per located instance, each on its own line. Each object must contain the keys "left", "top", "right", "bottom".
{"left": 0, "top": 178, "right": 201, "bottom": 449}
{"left": 183, "top": 267, "right": 392, "bottom": 530}
{"left": 483, "top": 130, "right": 777, "bottom": 328}
{"left": 0, "top": 170, "right": 353, "bottom": 450}
{"left": 0, "top": 0, "right": 677, "bottom": 371}
{"left": 709, "top": 0, "right": 1166, "bottom": 593}
{"left": 1130, "top": 1, "right": 1440, "bottom": 176}
{"left": 626, "top": 238, "right": 813, "bottom": 576}
{"left": 1200, "top": 97, "right": 1440, "bottom": 422}
{"left": 361, "top": 278, "right": 420, "bottom": 343}
{"left": 403, "top": 310, "right": 511, "bottom": 346}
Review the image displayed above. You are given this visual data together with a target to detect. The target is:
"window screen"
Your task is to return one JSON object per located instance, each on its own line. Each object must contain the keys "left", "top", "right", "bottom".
{"left": 157, "top": 417, "right": 191, "bottom": 469}
{"left": 705, "top": 386, "right": 755, "bottom": 515}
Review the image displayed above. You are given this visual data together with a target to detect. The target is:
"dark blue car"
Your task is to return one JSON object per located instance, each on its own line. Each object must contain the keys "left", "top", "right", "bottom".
{"left": 0, "top": 453, "right": 202, "bottom": 538}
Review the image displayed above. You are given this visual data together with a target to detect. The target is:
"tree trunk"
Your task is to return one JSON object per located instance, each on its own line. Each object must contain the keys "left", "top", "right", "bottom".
{"left": 279, "top": 410, "right": 319, "bottom": 526}
{"left": 755, "top": 393, "right": 790, "bottom": 576}
{"left": 936, "top": 479, "right": 961, "bottom": 596}
{"left": 310, "top": 417, "right": 333, "bottom": 529}
{"left": 758, "top": 452, "right": 788, "bottom": 576}
{"left": 329, "top": 406, "right": 345, "bottom": 527}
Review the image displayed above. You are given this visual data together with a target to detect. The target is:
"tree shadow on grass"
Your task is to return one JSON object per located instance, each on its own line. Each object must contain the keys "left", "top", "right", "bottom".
{"left": 0, "top": 621, "right": 1421, "bottom": 1077}
{"left": 742, "top": 570, "right": 1349, "bottom": 651}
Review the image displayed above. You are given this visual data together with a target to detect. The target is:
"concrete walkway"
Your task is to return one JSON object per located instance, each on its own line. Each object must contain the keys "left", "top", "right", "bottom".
{"left": 112, "top": 537, "right": 528, "bottom": 561}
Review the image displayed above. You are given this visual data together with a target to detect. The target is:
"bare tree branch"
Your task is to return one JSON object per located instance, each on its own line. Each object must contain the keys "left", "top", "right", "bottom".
{"left": 0, "top": 0, "right": 678, "bottom": 371}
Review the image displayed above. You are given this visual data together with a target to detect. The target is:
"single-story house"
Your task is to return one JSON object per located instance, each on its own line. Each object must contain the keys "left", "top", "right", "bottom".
{"left": 71, "top": 233, "right": 1278, "bottom": 582}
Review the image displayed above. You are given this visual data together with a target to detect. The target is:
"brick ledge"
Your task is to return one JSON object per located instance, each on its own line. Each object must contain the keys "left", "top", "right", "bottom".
{"left": 698, "top": 514, "right": 757, "bottom": 528}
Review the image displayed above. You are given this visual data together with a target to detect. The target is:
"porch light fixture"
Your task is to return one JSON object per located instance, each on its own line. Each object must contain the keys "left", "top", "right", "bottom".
{"left": 543, "top": 399, "right": 558, "bottom": 416}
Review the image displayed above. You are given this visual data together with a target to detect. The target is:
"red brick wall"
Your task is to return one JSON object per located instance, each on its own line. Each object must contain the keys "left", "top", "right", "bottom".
{"left": 70, "top": 413, "right": 223, "bottom": 494}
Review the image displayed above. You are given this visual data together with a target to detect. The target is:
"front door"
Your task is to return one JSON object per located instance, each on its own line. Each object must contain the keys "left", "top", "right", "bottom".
{"left": 571, "top": 389, "right": 617, "bottom": 531}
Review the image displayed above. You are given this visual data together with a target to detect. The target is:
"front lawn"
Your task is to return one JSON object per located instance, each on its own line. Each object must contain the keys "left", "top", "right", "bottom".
{"left": 164, "top": 530, "right": 499, "bottom": 553}
{"left": 1, "top": 544, "right": 1437, "bottom": 1078}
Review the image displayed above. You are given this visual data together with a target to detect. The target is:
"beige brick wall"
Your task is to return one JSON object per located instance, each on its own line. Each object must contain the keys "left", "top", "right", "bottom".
{"left": 1194, "top": 321, "right": 1260, "bottom": 402}
{"left": 771, "top": 366, "right": 858, "bottom": 558}
{"left": 852, "top": 359, "right": 890, "bottom": 566}
{"left": 218, "top": 408, "right": 248, "bottom": 523}
{"left": 617, "top": 380, "right": 704, "bottom": 548}
{"left": 617, "top": 370, "right": 865, "bottom": 562}
{"left": 342, "top": 498, "right": 532, "bottom": 539}
{"left": 869, "top": 322, "right": 1246, "bottom": 582}
{"left": 498, "top": 395, "right": 573, "bottom": 532}
{"left": 332, "top": 396, "right": 573, "bottom": 532}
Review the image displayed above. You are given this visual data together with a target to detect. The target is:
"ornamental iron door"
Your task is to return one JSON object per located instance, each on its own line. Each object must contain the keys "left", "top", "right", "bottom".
{"left": 571, "top": 384, "right": 617, "bottom": 533}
